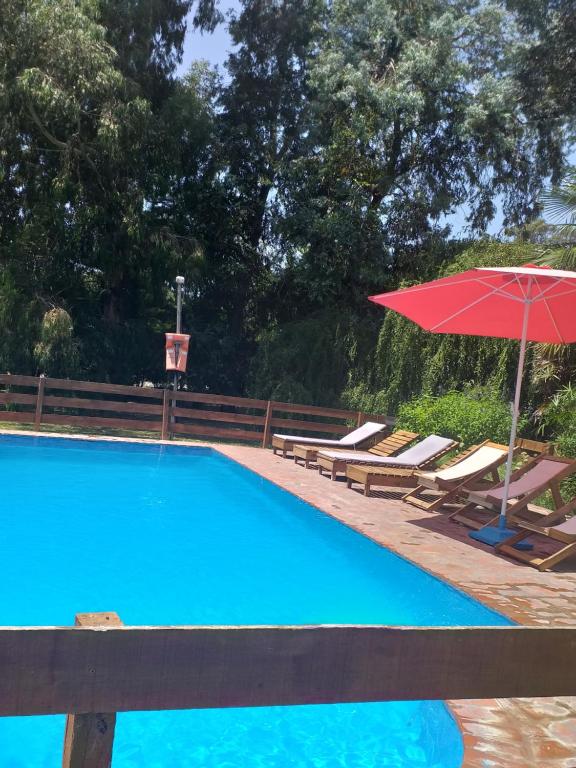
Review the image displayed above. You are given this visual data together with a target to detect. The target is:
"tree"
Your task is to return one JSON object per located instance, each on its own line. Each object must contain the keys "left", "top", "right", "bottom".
{"left": 0, "top": 0, "right": 212, "bottom": 382}
{"left": 276, "top": 0, "right": 568, "bottom": 303}
{"left": 506, "top": 0, "right": 576, "bottom": 126}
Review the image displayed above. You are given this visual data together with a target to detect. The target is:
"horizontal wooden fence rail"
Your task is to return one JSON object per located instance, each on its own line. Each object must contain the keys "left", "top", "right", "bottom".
{"left": 1, "top": 620, "right": 575, "bottom": 718}
{"left": 0, "top": 374, "right": 392, "bottom": 446}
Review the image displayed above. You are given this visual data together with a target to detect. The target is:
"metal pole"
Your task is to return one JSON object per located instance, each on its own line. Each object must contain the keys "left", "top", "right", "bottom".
{"left": 170, "top": 276, "right": 185, "bottom": 436}
{"left": 497, "top": 294, "right": 531, "bottom": 530}
{"left": 176, "top": 276, "right": 184, "bottom": 334}
{"left": 173, "top": 276, "right": 185, "bottom": 396}
{"left": 470, "top": 278, "right": 533, "bottom": 548}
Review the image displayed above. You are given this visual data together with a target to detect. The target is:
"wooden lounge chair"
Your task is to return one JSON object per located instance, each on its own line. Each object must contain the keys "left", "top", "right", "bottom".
{"left": 449, "top": 455, "right": 576, "bottom": 530}
{"left": 271, "top": 420, "right": 388, "bottom": 458}
{"left": 496, "top": 498, "right": 576, "bottom": 571}
{"left": 318, "top": 434, "right": 457, "bottom": 482}
{"left": 344, "top": 436, "right": 460, "bottom": 495}
{"left": 293, "top": 429, "right": 418, "bottom": 469}
{"left": 402, "top": 441, "right": 510, "bottom": 511}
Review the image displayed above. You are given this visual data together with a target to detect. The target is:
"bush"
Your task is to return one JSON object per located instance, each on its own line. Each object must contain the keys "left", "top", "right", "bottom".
{"left": 396, "top": 387, "right": 526, "bottom": 447}
{"left": 538, "top": 385, "right": 576, "bottom": 499}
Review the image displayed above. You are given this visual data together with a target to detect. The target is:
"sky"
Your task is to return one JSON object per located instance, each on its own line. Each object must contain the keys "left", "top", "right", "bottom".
{"left": 177, "top": 5, "right": 574, "bottom": 239}
{"left": 178, "top": 2, "right": 240, "bottom": 75}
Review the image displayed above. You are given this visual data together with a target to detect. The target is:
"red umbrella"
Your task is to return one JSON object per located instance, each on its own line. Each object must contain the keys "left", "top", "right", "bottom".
{"left": 370, "top": 264, "right": 576, "bottom": 546}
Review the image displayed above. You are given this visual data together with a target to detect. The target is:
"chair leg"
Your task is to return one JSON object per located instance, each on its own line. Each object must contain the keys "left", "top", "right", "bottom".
{"left": 364, "top": 481, "right": 371, "bottom": 497}
{"left": 495, "top": 529, "right": 532, "bottom": 552}
{"left": 331, "top": 466, "right": 337, "bottom": 481}
{"left": 346, "top": 478, "right": 353, "bottom": 489}
{"left": 447, "top": 502, "right": 482, "bottom": 527}
{"left": 535, "top": 541, "right": 576, "bottom": 571}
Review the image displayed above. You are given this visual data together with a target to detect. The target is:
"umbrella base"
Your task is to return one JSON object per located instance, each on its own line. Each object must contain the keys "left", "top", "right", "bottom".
{"left": 469, "top": 526, "right": 533, "bottom": 550}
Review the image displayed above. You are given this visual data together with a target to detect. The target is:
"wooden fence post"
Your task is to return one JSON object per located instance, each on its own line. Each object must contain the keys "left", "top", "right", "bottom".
{"left": 34, "top": 375, "right": 46, "bottom": 429}
{"left": 170, "top": 388, "right": 178, "bottom": 441}
{"left": 161, "top": 389, "right": 169, "bottom": 440}
{"left": 262, "top": 400, "right": 273, "bottom": 448}
{"left": 62, "top": 612, "right": 123, "bottom": 768}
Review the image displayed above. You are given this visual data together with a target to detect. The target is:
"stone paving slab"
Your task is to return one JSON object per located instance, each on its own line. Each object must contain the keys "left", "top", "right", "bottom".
{"left": 216, "top": 443, "right": 576, "bottom": 768}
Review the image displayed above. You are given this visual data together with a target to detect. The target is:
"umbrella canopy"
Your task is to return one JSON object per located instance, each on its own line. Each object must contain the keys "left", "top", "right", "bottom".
{"left": 369, "top": 263, "right": 576, "bottom": 547}
{"left": 370, "top": 265, "right": 576, "bottom": 343}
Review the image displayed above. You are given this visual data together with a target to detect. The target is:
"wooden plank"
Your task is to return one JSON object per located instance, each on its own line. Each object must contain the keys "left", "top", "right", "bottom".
{"left": 0, "top": 391, "right": 37, "bottom": 406}
{"left": 0, "top": 411, "right": 35, "bottom": 423}
{"left": 0, "top": 625, "right": 574, "bottom": 717}
{"left": 62, "top": 613, "right": 123, "bottom": 768}
{"left": 515, "top": 437, "right": 552, "bottom": 455}
{"left": 172, "top": 407, "right": 266, "bottom": 426}
{"left": 34, "top": 376, "right": 45, "bottom": 429}
{"left": 0, "top": 373, "right": 40, "bottom": 387}
{"left": 43, "top": 396, "right": 163, "bottom": 416}
{"left": 174, "top": 390, "right": 268, "bottom": 409}
{"left": 271, "top": 401, "right": 354, "bottom": 419}
{"left": 43, "top": 378, "right": 164, "bottom": 400}
{"left": 172, "top": 423, "right": 262, "bottom": 442}
{"left": 41, "top": 414, "right": 162, "bottom": 433}
{"left": 262, "top": 400, "right": 273, "bottom": 448}
{"left": 270, "top": 418, "right": 347, "bottom": 435}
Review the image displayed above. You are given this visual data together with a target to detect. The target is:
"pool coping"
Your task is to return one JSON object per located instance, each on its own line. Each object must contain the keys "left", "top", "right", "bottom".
{"left": 2, "top": 428, "right": 575, "bottom": 766}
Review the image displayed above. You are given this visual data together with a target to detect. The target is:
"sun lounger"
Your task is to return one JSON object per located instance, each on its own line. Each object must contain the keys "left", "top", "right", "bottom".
{"left": 271, "top": 420, "right": 388, "bottom": 458}
{"left": 449, "top": 455, "right": 576, "bottom": 530}
{"left": 496, "top": 497, "right": 576, "bottom": 571}
{"left": 343, "top": 436, "right": 460, "bottom": 494}
{"left": 318, "top": 434, "right": 457, "bottom": 482}
{"left": 293, "top": 429, "right": 418, "bottom": 468}
{"left": 402, "top": 441, "right": 510, "bottom": 511}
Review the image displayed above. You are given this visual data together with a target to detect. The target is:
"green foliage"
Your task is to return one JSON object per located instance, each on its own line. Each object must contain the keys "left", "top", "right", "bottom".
{"left": 246, "top": 310, "right": 378, "bottom": 406}
{"left": 33, "top": 308, "right": 80, "bottom": 377}
{"left": 537, "top": 384, "right": 576, "bottom": 497}
{"left": 396, "top": 387, "right": 526, "bottom": 447}
{"left": 1, "top": 0, "right": 575, "bottom": 403}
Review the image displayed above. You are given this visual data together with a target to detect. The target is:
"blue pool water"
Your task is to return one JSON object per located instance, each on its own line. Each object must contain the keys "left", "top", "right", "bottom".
{"left": 0, "top": 435, "right": 510, "bottom": 767}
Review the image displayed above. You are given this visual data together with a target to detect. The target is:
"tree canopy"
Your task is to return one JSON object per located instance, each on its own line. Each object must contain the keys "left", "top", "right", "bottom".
{"left": 0, "top": 0, "right": 575, "bottom": 410}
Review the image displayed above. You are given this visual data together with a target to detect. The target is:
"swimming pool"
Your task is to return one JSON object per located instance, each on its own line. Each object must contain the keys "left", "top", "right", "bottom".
{"left": 0, "top": 435, "right": 509, "bottom": 766}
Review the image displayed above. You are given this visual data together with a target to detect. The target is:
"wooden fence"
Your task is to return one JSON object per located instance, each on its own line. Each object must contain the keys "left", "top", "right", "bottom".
{"left": 2, "top": 611, "right": 575, "bottom": 767}
{"left": 0, "top": 374, "right": 391, "bottom": 446}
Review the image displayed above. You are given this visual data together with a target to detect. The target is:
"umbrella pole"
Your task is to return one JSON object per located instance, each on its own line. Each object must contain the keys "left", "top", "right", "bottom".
{"left": 497, "top": 301, "right": 530, "bottom": 530}
{"left": 470, "top": 295, "right": 532, "bottom": 548}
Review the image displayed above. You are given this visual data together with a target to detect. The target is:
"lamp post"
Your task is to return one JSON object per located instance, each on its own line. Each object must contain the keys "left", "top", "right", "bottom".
{"left": 173, "top": 276, "right": 185, "bottom": 396}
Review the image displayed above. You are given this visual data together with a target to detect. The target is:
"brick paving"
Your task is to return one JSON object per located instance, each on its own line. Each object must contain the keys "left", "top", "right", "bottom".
{"left": 216, "top": 443, "right": 576, "bottom": 768}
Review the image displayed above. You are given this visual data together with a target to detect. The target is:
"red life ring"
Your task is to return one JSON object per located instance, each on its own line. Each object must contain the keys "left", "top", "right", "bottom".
{"left": 165, "top": 333, "right": 190, "bottom": 373}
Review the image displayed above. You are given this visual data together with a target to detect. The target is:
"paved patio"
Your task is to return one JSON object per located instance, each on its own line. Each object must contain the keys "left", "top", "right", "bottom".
{"left": 217, "top": 443, "right": 576, "bottom": 768}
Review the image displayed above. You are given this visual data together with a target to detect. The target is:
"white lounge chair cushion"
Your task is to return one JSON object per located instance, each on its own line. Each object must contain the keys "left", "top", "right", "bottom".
{"left": 419, "top": 445, "right": 506, "bottom": 484}
{"left": 319, "top": 435, "right": 454, "bottom": 468}
{"left": 273, "top": 421, "right": 386, "bottom": 447}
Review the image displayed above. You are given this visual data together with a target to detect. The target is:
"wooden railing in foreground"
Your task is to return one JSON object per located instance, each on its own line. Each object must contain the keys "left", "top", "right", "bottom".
{"left": 2, "top": 613, "right": 575, "bottom": 767}
{"left": 0, "top": 374, "right": 391, "bottom": 446}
